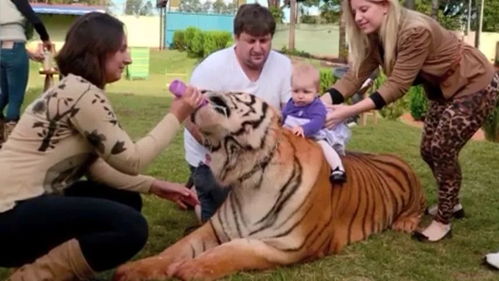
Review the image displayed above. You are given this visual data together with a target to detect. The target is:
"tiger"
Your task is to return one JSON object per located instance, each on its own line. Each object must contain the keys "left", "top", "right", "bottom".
{"left": 113, "top": 91, "right": 426, "bottom": 281}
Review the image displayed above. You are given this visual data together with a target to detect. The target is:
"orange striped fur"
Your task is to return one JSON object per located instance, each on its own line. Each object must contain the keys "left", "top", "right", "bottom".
{"left": 114, "top": 91, "right": 425, "bottom": 281}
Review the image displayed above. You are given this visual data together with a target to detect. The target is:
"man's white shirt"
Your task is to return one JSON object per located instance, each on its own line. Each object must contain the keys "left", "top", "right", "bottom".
{"left": 184, "top": 45, "right": 292, "bottom": 166}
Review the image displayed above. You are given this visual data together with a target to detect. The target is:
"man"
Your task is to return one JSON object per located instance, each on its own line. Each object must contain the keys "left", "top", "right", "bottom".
{"left": 184, "top": 3, "right": 292, "bottom": 222}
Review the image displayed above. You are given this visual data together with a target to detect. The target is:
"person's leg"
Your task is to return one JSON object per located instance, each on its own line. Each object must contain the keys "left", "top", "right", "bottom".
{"left": 192, "top": 163, "right": 229, "bottom": 222}
{"left": 420, "top": 100, "right": 465, "bottom": 218}
{"left": 0, "top": 47, "right": 9, "bottom": 146}
{"left": 0, "top": 46, "right": 10, "bottom": 115}
{"left": 4, "top": 43, "right": 28, "bottom": 122}
{"left": 0, "top": 185, "right": 148, "bottom": 271}
{"left": 64, "top": 180, "right": 143, "bottom": 212}
{"left": 416, "top": 75, "right": 498, "bottom": 242}
{"left": 317, "top": 140, "right": 346, "bottom": 183}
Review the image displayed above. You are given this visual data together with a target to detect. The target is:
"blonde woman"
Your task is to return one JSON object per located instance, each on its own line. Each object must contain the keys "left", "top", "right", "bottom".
{"left": 322, "top": 0, "right": 498, "bottom": 242}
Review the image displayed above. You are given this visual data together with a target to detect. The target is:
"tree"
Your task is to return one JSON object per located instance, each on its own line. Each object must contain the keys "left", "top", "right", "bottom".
{"left": 139, "top": 1, "right": 153, "bottom": 15}
{"left": 482, "top": 0, "right": 499, "bottom": 32}
{"left": 179, "top": 0, "right": 202, "bottom": 13}
{"left": 267, "top": 0, "right": 280, "bottom": 10}
{"left": 212, "top": 0, "right": 226, "bottom": 13}
{"left": 288, "top": 0, "right": 296, "bottom": 50}
{"left": 320, "top": 0, "right": 340, "bottom": 24}
{"left": 224, "top": 1, "right": 238, "bottom": 14}
{"left": 125, "top": 0, "right": 153, "bottom": 16}
{"left": 31, "top": 0, "right": 112, "bottom": 5}
{"left": 202, "top": 1, "right": 212, "bottom": 12}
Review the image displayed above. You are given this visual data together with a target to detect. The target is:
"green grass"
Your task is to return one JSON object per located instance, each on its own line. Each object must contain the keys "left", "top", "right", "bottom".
{"left": 1, "top": 50, "right": 499, "bottom": 281}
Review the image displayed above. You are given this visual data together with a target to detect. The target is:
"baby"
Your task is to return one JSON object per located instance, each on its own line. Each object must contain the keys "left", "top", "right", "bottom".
{"left": 282, "top": 63, "right": 350, "bottom": 183}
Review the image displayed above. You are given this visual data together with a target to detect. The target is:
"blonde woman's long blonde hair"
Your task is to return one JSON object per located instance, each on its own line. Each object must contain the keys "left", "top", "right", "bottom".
{"left": 342, "top": 0, "right": 429, "bottom": 76}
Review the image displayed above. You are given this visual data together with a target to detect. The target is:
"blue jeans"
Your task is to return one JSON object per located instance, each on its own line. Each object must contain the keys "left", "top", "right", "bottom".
{"left": 189, "top": 163, "right": 230, "bottom": 222}
{"left": 0, "top": 42, "right": 29, "bottom": 121}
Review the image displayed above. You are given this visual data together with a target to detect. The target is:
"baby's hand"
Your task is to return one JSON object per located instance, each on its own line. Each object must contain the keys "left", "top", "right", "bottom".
{"left": 292, "top": 126, "right": 304, "bottom": 138}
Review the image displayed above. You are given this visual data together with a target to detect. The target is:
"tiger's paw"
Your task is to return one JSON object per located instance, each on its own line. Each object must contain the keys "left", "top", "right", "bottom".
{"left": 169, "top": 259, "right": 219, "bottom": 281}
{"left": 113, "top": 257, "right": 171, "bottom": 281}
{"left": 392, "top": 214, "right": 421, "bottom": 233}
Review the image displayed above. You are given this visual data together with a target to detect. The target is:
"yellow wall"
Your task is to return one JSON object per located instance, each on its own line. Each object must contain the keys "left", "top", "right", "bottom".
{"left": 117, "top": 15, "right": 161, "bottom": 48}
{"left": 458, "top": 31, "right": 499, "bottom": 63}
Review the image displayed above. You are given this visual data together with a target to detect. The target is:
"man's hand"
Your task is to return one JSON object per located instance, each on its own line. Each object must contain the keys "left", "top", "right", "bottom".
{"left": 150, "top": 180, "right": 199, "bottom": 209}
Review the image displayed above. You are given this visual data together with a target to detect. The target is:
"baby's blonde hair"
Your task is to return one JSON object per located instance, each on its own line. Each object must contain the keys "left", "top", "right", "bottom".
{"left": 292, "top": 62, "right": 321, "bottom": 92}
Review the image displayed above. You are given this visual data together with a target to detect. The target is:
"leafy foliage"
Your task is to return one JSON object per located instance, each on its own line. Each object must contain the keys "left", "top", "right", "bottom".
{"left": 319, "top": 68, "right": 337, "bottom": 94}
{"left": 269, "top": 6, "right": 285, "bottom": 23}
{"left": 178, "top": 0, "right": 202, "bottom": 13}
{"left": 373, "top": 73, "right": 410, "bottom": 120}
{"left": 172, "top": 27, "right": 232, "bottom": 59}
{"left": 125, "top": 0, "right": 153, "bottom": 16}
{"left": 408, "top": 85, "right": 428, "bottom": 121}
{"left": 172, "top": 30, "right": 186, "bottom": 51}
{"left": 279, "top": 46, "right": 313, "bottom": 58}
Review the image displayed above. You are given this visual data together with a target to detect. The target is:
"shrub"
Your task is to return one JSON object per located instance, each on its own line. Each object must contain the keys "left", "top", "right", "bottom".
{"left": 204, "top": 31, "right": 232, "bottom": 57}
{"left": 483, "top": 102, "right": 499, "bottom": 142}
{"left": 408, "top": 85, "right": 428, "bottom": 121}
{"left": 203, "top": 32, "right": 218, "bottom": 58}
{"left": 301, "top": 14, "right": 318, "bottom": 24}
{"left": 172, "top": 30, "right": 186, "bottom": 51}
{"left": 279, "top": 46, "right": 312, "bottom": 58}
{"left": 319, "top": 68, "right": 336, "bottom": 94}
{"left": 176, "top": 27, "right": 231, "bottom": 59}
{"left": 188, "top": 29, "right": 205, "bottom": 58}
{"left": 184, "top": 27, "right": 198, "bottom": 56}
{"left": 373, "top": 73, "right": 409, "bottom": 120}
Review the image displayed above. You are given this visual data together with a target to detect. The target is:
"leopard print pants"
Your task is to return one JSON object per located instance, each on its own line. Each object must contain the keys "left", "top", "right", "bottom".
{"left": 421, "top": 73, "right": 499, "bottom": 224}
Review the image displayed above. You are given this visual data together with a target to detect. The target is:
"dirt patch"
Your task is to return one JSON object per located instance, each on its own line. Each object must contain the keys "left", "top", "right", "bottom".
{"left": 400, "top": 113, "right": 485, "bottom": 141}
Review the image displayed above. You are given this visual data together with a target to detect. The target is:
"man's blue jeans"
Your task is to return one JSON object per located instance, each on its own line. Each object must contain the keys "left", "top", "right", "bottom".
{"left": 189, "top": 163, "right": 230, "bottom": 222}
{"left": 0, "top": 42, "right": 29, "bottom": 121}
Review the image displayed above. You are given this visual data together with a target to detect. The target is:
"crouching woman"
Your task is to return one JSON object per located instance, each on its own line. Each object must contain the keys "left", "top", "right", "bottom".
{"left": 0, "top": 12, "right": 202, "bottom": 281}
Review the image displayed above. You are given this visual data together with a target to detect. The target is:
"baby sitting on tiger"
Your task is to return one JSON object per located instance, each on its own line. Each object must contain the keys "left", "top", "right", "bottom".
{"left": 282, "top": 63, "right": 351, "bottom": 183}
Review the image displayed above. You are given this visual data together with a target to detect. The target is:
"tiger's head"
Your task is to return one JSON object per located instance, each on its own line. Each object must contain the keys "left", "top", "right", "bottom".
{"left": 191, "top": 91, "right": 281, "bottom": 185}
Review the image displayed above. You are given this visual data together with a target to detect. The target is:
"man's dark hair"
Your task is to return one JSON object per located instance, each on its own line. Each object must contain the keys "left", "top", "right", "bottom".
{"left": 234, "top": 3, "right": 276, "bottom": 37}
{"left": 56, "top": 12, "right": 125, "bottom": 89}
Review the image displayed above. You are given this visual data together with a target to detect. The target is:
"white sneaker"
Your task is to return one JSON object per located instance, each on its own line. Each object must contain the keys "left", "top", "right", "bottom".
{"left": 485, "top": 252, "right": 499, "bottom": 270}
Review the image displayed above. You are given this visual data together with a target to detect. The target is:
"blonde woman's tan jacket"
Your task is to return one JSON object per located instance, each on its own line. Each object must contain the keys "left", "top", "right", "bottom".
{"left": 333, "top": 15, "right": 495, "bottom": 105}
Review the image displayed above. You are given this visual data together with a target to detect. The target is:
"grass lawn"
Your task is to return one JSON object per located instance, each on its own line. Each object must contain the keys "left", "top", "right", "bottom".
{"left": 1, "top": 49, "right": 498, "bottom": 281}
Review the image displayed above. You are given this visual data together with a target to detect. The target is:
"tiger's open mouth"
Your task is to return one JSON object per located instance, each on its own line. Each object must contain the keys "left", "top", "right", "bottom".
{"left": 191, "top": 91, "right": 229, "bottom": 134}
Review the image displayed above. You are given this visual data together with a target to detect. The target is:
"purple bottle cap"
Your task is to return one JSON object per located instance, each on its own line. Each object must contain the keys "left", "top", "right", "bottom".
{"left": 169, "top": 79, "right": 208, "bottom": 107}
{"left": 169, "top": 80, "right": 186, "bottom": 97}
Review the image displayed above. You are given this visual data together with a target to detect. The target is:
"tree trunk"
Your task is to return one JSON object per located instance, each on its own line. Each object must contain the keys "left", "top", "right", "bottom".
{"left": 267, "top": 0, "right": 280, "bottom": 10}
{"left": 474, "top": 0, "right": 485, "bottom": 48}
{"left": 431, "top": 0, "right": 439, "bottom": 19}
{"left": 288, "top": 0, "right": 296, "bottom": 51}
{"left": 495, "top": 42, "right": 499, "bottom": 68}
{"left": 338, "top": 14, "right": 347, "bottom": 63}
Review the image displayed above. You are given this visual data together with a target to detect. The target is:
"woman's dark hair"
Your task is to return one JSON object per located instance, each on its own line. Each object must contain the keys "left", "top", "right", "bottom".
{"left": 56, "top": 12, "right": 125, "bottom": 89}
{"left": 234, "top": 3, "right": 275, "bottom": 37}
